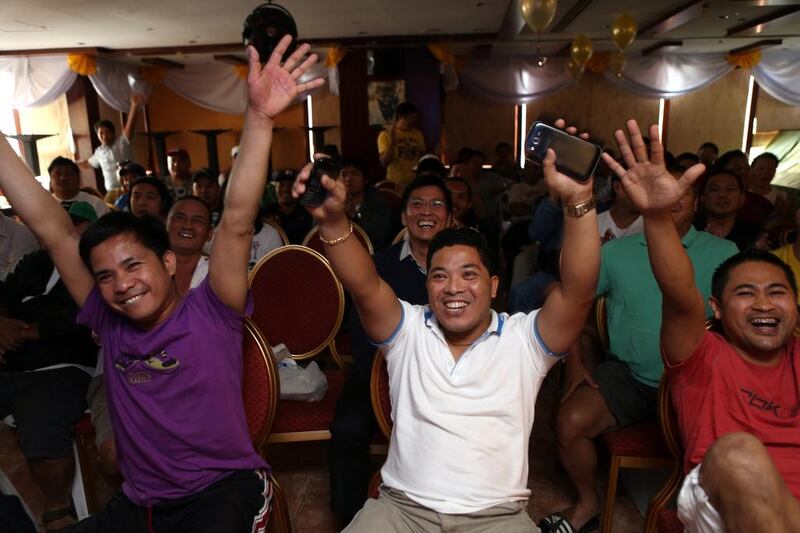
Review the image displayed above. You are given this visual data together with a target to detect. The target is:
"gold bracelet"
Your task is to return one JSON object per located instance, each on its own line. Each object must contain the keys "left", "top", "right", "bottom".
{"left": 319, "top": 223, "right": 354, "bottom": 246}
{"left": 563, "top": 196, "right": 596, "bottom": 218}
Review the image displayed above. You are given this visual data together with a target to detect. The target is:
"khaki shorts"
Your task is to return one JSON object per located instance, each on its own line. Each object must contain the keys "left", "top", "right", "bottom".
{"left": 86, "top": 374, "right": 114, "bottom": 448}
{"left": 677, "top": 464, "right": 724, "bottom": 533}
{"left": 343, "top": 486, "right": 537, "bottom": 533}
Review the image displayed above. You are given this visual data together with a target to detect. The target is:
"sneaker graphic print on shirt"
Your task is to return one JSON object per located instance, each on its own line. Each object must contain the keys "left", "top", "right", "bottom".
{"left": 115, "top": 349, "right": 181, "bottom": 385}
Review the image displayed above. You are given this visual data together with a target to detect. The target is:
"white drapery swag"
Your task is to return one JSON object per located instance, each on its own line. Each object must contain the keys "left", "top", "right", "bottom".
{"left": 604, "top": 53, "right": 734, "bottom": 99}
{"left": 752, "top": 49, "right": 800, "bottom": 106}
{"left": 0, "top": 55, "right": 77, "bottom": 108}
{"left": 458, "top": 56, "right": 573, "bottom": 104}
{"left": 2, "top": 49, "right": 332, "bottom": 115}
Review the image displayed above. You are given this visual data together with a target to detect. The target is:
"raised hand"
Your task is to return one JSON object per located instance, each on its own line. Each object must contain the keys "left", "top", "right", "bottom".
{"left": 247, "top": 35, "right": 325, "bottom": 121}
{"left": 292, "top": 161, "right": 347, "bottom": 225}
{"left": 602, "top": 120, "right": 705, "bottom": 215}
{"left": 543, "top": 119, "right": 594, "bottom": 204}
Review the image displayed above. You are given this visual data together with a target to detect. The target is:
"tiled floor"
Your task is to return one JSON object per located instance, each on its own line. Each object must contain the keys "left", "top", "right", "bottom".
{"left": 1, "top": 373, "right": 646, "bottom": 532}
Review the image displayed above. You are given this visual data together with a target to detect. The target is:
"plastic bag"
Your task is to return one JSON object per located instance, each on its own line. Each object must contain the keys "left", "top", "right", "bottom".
{"left": 276, "top": 357, "right": 328, "bottom": 402}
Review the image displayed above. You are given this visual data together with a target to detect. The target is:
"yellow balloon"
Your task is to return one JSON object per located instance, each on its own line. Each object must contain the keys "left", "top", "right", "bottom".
{"left": 609, "top": 50, "right": 626, "bottom": 78}
{"left": 566, "top": 58, "right": 584, "bottom": 80}
{"left": 520, "top": 0, "right": 558, "bottom": 33}
{"left": 611, "top": 13, "right": 637, "bottom": 50}
{"left": 570, "top": 34, "right": 593, "bottom": 66}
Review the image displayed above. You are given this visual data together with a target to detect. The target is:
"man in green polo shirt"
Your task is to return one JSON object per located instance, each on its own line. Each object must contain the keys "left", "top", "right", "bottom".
{"left": 541, "top": 170, "right": 737, "bottom": 532}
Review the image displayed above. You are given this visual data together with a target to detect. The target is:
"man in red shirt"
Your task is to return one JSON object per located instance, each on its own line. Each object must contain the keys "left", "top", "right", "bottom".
{"left": 603, "top": 119, "right": 800, "bottom": 533}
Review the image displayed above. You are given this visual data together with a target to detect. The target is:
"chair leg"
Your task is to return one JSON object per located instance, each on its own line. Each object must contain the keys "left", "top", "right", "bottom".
{"left": 601, "top": 456, "right": 621, "bottom": 533}
{"left": 74, "top": 430, "right": 100, "bottom": 515}
{"left": 269, "top": 474, "right": 292, "bottom": 533}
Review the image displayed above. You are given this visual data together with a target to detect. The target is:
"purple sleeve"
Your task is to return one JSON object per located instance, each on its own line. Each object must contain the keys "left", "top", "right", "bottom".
{"left": 192, "top": 277, "right": 253, "bottom": 327}
{"left": 76, "top": 285, "right": 112, "bottom": 333}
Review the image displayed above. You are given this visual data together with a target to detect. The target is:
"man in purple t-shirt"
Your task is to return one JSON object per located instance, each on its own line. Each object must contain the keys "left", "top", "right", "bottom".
{"left": 0, "top": 36, "right": 323, "bottom": 533}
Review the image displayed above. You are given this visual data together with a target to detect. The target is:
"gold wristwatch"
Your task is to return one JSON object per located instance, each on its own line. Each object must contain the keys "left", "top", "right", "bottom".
{"left": 563, "top": 196, "right": 596, "bottom": 218}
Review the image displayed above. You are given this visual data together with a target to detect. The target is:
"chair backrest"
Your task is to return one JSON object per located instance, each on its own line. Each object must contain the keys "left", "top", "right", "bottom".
{"left": 302, "top": 224, "right": 374, "bottom": 256}
{"left": 391, "top": 227, "right": 408, "bottom": 245}
{"left": 595, "top": 296, "right": 609, "bottom": 349}
{"left": 262, "top": 217, "right": 289, "bottom": 246}
{"left": 248, "top": 245, "right": 345, "bottom": 360}
{"left": 370, "top": 350, "right": 392, "bottom": 439}
{"left": 242, "top": 319, "right": 280, "bottom": 450}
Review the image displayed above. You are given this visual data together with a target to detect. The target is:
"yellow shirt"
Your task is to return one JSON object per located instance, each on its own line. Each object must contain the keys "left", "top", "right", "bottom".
{"left": 377, "top": 128, "right": 426, "bottom": 189}
{"left": 772, "top": 244, "right": 800, "bottom": 303}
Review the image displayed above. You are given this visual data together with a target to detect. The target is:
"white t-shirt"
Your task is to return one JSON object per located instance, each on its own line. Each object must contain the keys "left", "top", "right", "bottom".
{"left": 0, "top": 214, "right": 39, "bottom": 281}
{"left": 89, "top": 135, "right": 131, "bottom": 191}
{"left": 203, "top": 223, "right": 283, "bottom": 269}
{"left": 55, "top": 191, "right": 111, "bottom": 218}
{"left": 597, "top": 210, "right": 643, "bottom": 243}
{"left": 378, "top": 301, "right": 559, "bottom": 514}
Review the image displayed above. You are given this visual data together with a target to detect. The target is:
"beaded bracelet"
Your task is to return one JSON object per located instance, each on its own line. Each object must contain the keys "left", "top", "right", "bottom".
{"left": 319, "top": 222, "right": 354, "bottom": 246}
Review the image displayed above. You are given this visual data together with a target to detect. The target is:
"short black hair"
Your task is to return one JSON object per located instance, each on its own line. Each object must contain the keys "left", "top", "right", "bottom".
{"left": 427, "top": 226, "right": 498, "bottom": 276}
{"left": 676, "top": 152, "right": 700, "bottom": 165}
{"left": 711, "top": 249, "right": 798, "bottom": 303}
{"left": 699, "top": 142, "right": 719, "bottom": 154}
{"left": 339, "top": 155, "right": 368, "bottom": 180}
{"left": 170, "top": 195, "right": 212, "bottom": 222}
{"left": 93, "top": 120, "right": 115, "bottom": 133}
{"left": 416, "top": 157, "right": 447, "bottom": 180}
{"left": 495, "top": 142, "right": 512, "bottom": 152}
{"left": 700, "top": 167, "right": 744, "bottom": 193}
{"left": 191, "top": 168, "right": 217, "bottom": 186}
{"left": 717, "top": 150, "right": 748, "bottom": 170}
{"left": 752, "top": 152, "right": 779, "bottom": 167}
{"left": 47, "top": 156, "right": 80, "bottom": 176}
{"left": 445, "top": 177, "right": 472, "bottom": 197}
{"left": 79, "top": 211, "right": 170, "bottom": 272}
{"left": 118, "top": 161, "right": 146, "bottom": 179}
{"left": 395, "top": 102, "right": 418, "bottom": 119}
{"left": 401, "top": 175, "right": 453, "bottom": 213}
{"left": 129, "top": 177, "right": 173, "bottom": 216}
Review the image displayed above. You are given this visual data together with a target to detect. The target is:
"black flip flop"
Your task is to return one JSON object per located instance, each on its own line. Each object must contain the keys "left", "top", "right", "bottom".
{"left": 538, "top": 511, "right": 600, "bottom": 533}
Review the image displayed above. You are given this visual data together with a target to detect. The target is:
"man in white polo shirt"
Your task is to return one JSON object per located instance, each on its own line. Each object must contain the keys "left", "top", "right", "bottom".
{"left": 294, "top": 121, "right": 600, "bottom": 532}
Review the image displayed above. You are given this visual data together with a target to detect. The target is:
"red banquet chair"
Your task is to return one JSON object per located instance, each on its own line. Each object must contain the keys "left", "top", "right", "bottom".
{"left": 302, "top": 225, "right": 372, "bottom": 367}
{"left": 248, "top": 245, "right": 346, "bottom": 444}
{"left": 594, "top": 297, "right": 675, "bottom": 533}
{"left": 367, "top": 350, "right": 392, "bottom": 499}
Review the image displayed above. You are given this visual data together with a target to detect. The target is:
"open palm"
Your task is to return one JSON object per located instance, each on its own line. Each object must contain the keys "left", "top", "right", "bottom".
{"left": 602, "top": 120, "right": 705, "bottom": 215}
{"left": 246, "top": 36, "right": 325, "bottom": 120}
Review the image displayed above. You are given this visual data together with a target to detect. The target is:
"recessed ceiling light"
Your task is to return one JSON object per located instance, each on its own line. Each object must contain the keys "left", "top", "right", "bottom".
{"left": 717, "top": 14, "right": 729, "bottom": 20}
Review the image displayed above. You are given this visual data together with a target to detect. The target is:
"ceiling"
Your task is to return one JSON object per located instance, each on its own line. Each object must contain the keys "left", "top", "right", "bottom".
{"left": 1, "top": 0, "right": 799, "bottom": 64}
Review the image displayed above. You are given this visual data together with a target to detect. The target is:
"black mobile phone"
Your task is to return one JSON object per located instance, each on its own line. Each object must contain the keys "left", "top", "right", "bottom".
{"left": 525, "top": 121, "right": 603, "bottom": 182}
{"left": 300, "top": 158, "right": 341, "bottom": 206}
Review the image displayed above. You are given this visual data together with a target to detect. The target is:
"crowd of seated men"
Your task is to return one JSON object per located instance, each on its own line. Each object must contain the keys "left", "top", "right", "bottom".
{"left": 1, "top": 42, "right": 798, "bottom": 533}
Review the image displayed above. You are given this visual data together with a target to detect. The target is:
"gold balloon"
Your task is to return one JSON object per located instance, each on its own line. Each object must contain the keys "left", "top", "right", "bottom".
{"left": 611, "top": 13, "right": 637, "bottom": 50}
{"left": 570, "top": 34, "right": 593, "bottom": 66}
{"left": 609, "top": 50, "right": 626, "bottom": 78}
{"left": 566, "top": 58, "right": 584, "bottom": 81}
{"left": 520, "top": 0, "right": 558, "bottom": 33}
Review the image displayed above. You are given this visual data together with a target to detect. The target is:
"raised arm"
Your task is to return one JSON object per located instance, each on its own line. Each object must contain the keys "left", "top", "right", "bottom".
{"left": 293, "top": 165, "right": 402, "bottom": 344}
{"left": 535, "top": 121, "right": 600, "bottom": 355}
{"left": 209, "top": 37, "right": 324, "bottom": 313}
{"left": 0, "top": 138, "right": 94, "bottom": 306}
{"left": 122, "top": 93, "right": 145, "bottom": 141}
{"left": 602, "top": 120, "right": 707, "bottom": 364}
